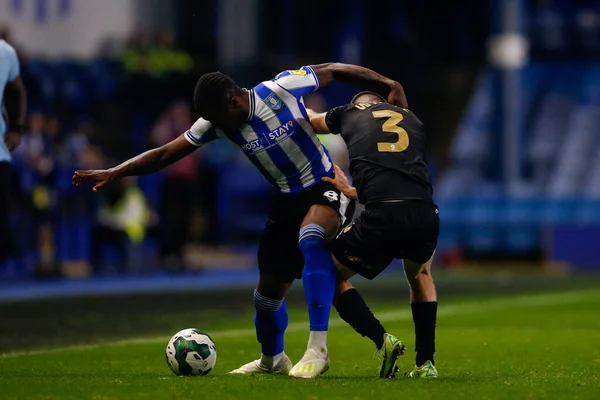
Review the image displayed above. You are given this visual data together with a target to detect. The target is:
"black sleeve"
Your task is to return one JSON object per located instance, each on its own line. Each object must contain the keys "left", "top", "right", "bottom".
{"left": 324, "top": 106, "right": 346, "bottom": 134}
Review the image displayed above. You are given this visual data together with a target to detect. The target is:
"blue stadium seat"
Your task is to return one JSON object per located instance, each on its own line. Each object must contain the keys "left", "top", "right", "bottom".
{"left": 87, "top": 58, "right": 121, "bottom": 101}
{"left": 501, "top": 198, "right": 541, "bottom": 253}
{"left": 463, "top": 194, "right": 503, "bottom": 252}
{"left": 436, "top": 198, "right": 463, "bottom": 252}
{"left": 54, "top": 60, "right": 90, "bottom": 112}
{"left": 438, "top": 62, "right": 600, "bottom": 256}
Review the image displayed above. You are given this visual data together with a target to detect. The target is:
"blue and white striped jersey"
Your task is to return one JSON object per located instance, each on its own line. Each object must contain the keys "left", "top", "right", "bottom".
{"left": 185, "top": 66, "right": 333, "bottom": 194}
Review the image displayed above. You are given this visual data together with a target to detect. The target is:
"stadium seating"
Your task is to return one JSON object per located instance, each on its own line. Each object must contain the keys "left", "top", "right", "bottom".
{"left": 438, "top": 62, "right": 600, "bottom": 260}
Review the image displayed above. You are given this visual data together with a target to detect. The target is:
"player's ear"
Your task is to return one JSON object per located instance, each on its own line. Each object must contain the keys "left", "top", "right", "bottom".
{"left": 229, "top": 96, "right": 241, "bottom": 110}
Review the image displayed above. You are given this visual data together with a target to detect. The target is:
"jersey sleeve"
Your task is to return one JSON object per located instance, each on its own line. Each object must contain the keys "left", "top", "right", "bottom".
{"left": 271, "top": 66, "right": 320, "bottom": 99}
{"left": 325, "top": 105, "right": 354, "bottom": 134}
{"left": 5, "top": 44, "right": 20, "bottom": 81}
{"left": 184, "top": 118, "right": 219, "bottom": 147}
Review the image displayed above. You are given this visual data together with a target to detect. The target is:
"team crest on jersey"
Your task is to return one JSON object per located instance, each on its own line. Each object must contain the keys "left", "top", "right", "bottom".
{"left": 264, "top": 92, "right": 283, "bottom": 112}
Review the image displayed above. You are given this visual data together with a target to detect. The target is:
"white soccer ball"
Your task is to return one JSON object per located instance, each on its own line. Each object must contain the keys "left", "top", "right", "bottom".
{"left": 166, "top": 328, "right": 217, "bottom": 376}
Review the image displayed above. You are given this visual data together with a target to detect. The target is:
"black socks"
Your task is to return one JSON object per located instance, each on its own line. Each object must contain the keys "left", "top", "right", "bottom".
{"left": 411, "top": 301, "right": 437, "bottom": 366}
{"left": 335, "top": 288, "right": 387, "bottom": 349}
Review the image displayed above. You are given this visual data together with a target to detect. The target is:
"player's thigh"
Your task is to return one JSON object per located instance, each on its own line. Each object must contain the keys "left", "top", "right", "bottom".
{"left": 400, "top": 202, "right": 439, "bottom": 279}
{"left": 257, "top": 197, "right": 307, "bottom": 285}
{"left": 302, "top": 180, "right": 355, "bottom": 239}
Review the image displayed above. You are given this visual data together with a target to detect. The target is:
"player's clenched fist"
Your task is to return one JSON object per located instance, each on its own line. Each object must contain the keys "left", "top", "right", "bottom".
{"left": 387, "top": 81, "right": 408, "bottom": 109}
{"left": 72, "top": 169, "right": 115, "bottom": 192}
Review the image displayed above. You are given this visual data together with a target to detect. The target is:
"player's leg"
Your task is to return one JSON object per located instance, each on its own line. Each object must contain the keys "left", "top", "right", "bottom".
{"left": 332, "top": 255, "right": 406, "bottom": 378}
{"left": 400, "top": 201, "right": 440, "bottom": 378}
{"left": 333, "top": 262, "right": 388, "bottom": 351}
{"left": 230, "top": 201, "right": 303, "bottom": 375}
{"left": 403, "top": 253, "right": 439, "bottom": 378}
{"left": 229, "top": 263, "right": 295, "bottom": 374}
{"left": 250, "top": 271, "right": 294, "bottom": 371}
{"left": 330, "top": 214, "right": 391, "bottom": 351}
{"left": 328, "top": 212, "right": 406, "bottom": 378}
{"left": 0, "top": 162, "right": 13, "bottom": 264}
{"left": 288, "top": 204, "right": 340, "bottom": 378}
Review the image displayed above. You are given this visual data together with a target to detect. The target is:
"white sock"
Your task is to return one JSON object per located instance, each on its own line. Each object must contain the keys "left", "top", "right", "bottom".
{"left": 307, "top": 331, "right": 328, "bottom": 354}
{"left": 260, "top": 351, "right": 283, "bottom": 368}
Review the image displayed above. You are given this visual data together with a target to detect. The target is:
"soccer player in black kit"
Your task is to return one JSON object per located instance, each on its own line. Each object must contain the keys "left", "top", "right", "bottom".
{"left": 309, "top": 91, "right": 440, "bottom": 378}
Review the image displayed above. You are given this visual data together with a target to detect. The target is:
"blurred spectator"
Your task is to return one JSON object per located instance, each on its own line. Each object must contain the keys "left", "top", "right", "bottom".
{"left": 150, "top": 100, "right": 201, "bottom": 270}
{"left": 59, "top": 118, "right": 104, "bottom": 169}
{"left": 148, "top": 29, "right": 194, "bottom": 78}
{"left": 121, "top": 31, "right": 150, "bottom": 75}
{"left": 14, "top": 113, "right": 59, "bottom": 276}
{"left": 92, "top": 178, "right": 154, "bottom": 274}
{"left": 121, "top": 29, "right": 194, "bottom": 118}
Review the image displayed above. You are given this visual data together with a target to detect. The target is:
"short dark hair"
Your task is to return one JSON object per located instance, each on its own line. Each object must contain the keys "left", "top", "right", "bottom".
{"left": 351, "top": 91, "right": 386, "bottom": 104}
{"left": 193, "top": 72, "right": 238, "bottom": 111}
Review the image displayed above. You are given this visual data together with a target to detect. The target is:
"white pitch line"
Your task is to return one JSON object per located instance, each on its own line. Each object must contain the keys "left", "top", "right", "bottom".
{"left": 1, "top": 289, "right": 598, "bottom": 359}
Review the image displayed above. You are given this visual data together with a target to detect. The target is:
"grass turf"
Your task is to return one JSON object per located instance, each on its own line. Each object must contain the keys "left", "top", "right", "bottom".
{"left": 1, "top": 287, "right": 599, "bottom": 399}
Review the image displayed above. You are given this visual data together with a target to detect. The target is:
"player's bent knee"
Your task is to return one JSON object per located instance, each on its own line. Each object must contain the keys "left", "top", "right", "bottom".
{"left": 337, "top": 278, "right": 354, "bottom": 292}
{"left": 404, "top": 252, "right": 435, "bottom": 280}
{"left": 404, "top": 260, "right": 427, "bottom": 281}
{"left": 302, "top": 205, "right": 340, "bottom": 240}
{"left": 333, "top": 254, "right": 356, "bottom": 280}
{"left": 257, "top": 272, "right": 293, "bottom": 300}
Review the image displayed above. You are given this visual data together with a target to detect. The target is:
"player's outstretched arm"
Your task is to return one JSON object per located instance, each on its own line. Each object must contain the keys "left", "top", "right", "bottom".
{"left": 306, "top": 108, "right": 330, "bottom": 134}
{"left": 72, "top": 134, "right": 197, "bottom": 192}
{"left": 310, "top": 63, "right": 407, "bottom": 108}
{"left": 322, "top": 163, "right": 359, "bottom": 201}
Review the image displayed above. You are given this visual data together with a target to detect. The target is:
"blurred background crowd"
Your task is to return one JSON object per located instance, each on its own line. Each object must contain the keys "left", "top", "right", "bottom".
{"left": 1, "top": 0, "right": 599, "bottom": 280}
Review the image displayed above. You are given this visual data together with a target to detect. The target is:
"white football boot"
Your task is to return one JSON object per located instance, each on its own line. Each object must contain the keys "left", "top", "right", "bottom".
{"left": 288, "top": 348, "right": 330, "bottom": 378}
{"left": 229, "top": 353, "right": 293, "bottom": 375}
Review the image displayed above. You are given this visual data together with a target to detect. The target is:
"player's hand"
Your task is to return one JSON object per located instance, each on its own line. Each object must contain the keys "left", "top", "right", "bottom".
{"left": 387, "top": 81, "right": 408, "bottom": 109}
{"left": 72, "top": 169, "right": 116, "bottom": 192}
{"left": 321, "top": 164, "right": 352, "bottom": 194}
{"left": 4, "top": 131, "right": 21, "bottom": 153}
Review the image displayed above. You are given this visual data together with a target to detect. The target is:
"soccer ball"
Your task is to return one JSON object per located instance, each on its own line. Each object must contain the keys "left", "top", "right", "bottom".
{"left": 166, "top": 328, "right": 217, "bottom": 376}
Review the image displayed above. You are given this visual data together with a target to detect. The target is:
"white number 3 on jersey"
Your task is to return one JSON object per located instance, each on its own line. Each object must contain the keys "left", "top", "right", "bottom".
{"left": 323, "top": 190, "right": 339, "bottom": 202}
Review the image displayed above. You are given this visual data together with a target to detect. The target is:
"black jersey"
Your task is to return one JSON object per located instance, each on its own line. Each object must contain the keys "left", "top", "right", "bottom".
{"left": 325, "top": 102, "right": 433, "bottom": 204}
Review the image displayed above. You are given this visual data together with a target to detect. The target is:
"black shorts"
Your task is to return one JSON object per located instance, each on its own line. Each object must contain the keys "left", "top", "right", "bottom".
{"left": 257, "top": 179, "right": 355, "bottom": 282}
{"left": 330, "top": 200, "right": 439, "bottom": 280}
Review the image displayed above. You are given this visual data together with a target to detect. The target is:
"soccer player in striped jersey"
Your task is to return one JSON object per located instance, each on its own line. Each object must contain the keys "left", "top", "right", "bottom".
{"left": 73, "top": 63, "right": 408, "bottom": 379}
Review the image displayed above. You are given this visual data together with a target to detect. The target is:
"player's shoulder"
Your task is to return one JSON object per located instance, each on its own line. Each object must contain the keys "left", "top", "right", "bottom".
{"left": 369, "top": 102, "right": 406, "bottom": 112}
{"left": 272, "top": 66, "right": 315, "bottom": 81}
{"left": 249, "top": 80, "right": 288, "bottom": 118}
{"left": 336, "top": 101, "right": 396, "bottom": 116}
{"left": 328, "top": 103, "right": 360, "bottom": 117}
{"left": 369, "top": 102, "right": 421, "bottom": 121}
{"left": 267, "top": 65, "right": 320, "bottom": 95}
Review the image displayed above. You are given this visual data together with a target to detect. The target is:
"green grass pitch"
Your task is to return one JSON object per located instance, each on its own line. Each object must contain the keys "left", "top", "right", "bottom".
{"left": 0, "top": 286, "right": 599, "bottom": 399}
